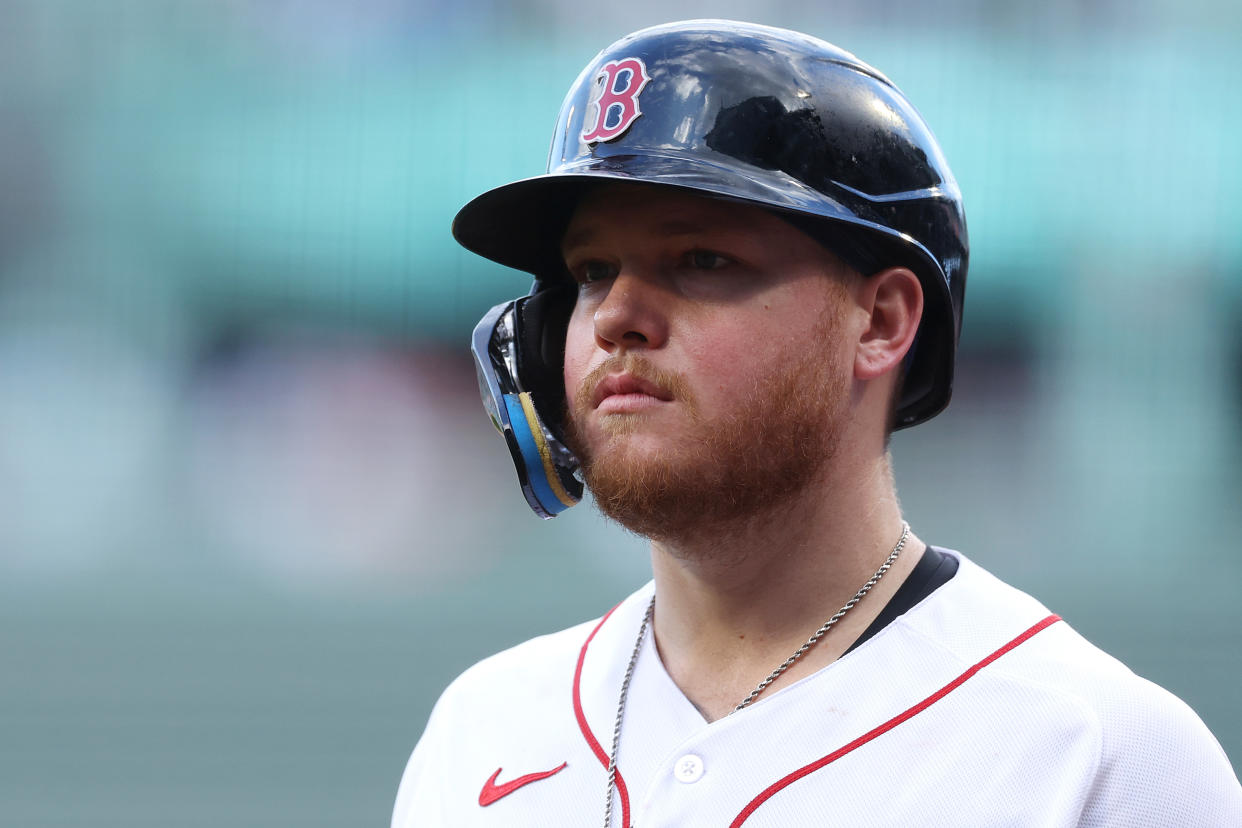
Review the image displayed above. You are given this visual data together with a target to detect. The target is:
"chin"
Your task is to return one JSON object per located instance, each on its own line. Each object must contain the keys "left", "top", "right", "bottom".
{"left": 592, "top": 414, "right": 698, "bottom": 455}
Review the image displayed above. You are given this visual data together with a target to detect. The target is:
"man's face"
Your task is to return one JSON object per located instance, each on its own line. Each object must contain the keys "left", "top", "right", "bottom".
{"left": 560, "top": 184, "right": 859, "bottom": 541}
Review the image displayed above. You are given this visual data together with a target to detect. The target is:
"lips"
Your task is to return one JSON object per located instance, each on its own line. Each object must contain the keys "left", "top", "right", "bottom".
{"left": 592, "top": 372, "right": 674, "bottom": 409}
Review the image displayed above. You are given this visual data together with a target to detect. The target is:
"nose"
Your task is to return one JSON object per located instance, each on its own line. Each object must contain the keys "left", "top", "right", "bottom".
{"left": 591, "top": 271, "right": 670, "bottom": 352}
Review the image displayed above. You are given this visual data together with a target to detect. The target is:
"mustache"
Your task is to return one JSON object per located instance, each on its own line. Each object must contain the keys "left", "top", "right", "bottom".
{"left": 573, "top": 353, "right": 696, "bottom": 414}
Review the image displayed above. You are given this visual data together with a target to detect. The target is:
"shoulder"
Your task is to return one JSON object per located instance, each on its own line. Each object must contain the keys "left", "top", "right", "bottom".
{"left": 405, "top": 603, "right": 612, "bottom": 757}
{"left": 391, "top": 584, "right": 652, "bottom": 828}
{"left": 432, "top": 614, "right": 603, "bottom": 713}
{"left": 905, "top": 550, "right": 1242, "bottom": 824}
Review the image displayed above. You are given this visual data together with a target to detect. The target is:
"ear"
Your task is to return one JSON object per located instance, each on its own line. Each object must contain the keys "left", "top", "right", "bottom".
{"left": 853, "top": 267, "right": 923, "bottom": 381}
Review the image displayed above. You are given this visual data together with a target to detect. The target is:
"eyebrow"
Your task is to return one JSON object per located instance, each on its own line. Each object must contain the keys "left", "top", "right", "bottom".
{"left": 561, "top": 219, "right": 717, "bottom": 253}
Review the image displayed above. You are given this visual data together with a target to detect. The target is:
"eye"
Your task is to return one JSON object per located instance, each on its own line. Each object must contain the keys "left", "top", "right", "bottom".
{"left": 570, "top": 259, "right": 619, "bottom": 284}
{"left": 685, "top": 250, "right": 732, "bottom": 270}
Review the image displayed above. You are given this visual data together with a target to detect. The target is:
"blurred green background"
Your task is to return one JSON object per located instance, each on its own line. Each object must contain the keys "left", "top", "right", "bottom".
{"left": 1, "top": 1, "right": 1240, "bottom": 825}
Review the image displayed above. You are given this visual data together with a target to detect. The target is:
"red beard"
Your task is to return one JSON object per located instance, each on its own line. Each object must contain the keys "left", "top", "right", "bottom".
{"left": 563, "top": 311, "right": 849, "bottom": 543}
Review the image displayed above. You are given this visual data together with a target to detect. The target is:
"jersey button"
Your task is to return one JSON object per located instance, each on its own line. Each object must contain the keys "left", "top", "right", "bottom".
{"left": 673, "top": 754, "right": 704, "bottom": 784}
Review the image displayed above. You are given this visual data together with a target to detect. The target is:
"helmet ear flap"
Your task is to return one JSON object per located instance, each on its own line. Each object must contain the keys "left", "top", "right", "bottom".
{"left": 472, "top": 285, "right": 583, "bottom": 519}
{"left": 515, "top": 282, "right": 577, "bottom": 442}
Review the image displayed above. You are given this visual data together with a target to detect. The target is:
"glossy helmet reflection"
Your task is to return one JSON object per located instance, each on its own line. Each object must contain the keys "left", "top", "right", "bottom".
{"left": 459, "top": 19, "right": 969, "bottom": 519}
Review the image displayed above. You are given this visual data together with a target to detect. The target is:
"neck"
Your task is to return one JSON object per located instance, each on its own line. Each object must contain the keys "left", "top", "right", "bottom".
{"left": 646, "top": 450, "right": 925, "bottom": 721}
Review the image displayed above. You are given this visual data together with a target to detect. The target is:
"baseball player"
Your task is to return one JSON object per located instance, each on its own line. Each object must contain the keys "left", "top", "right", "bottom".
{"left": 393, "top": 20, "right": 1242, "bottom": 826}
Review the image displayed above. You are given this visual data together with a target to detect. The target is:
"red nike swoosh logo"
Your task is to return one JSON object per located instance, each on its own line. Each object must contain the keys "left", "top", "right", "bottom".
{"left": 478, "top": 762, "right": 568, "bottom": 806}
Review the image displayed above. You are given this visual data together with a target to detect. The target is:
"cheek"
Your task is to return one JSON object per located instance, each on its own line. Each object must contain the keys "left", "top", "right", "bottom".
{"left": 686, "top": 317, "right": 780, "bottom": 382}
{"left": 689, "top": 310, "right": 825, "bottom": 397}
{"left": 562, "top": 308, "right": 594, "bottom": 407}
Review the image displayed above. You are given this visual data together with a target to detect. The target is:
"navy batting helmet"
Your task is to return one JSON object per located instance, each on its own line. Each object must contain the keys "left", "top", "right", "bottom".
{"left": 460, "top": 20, "right": 969, "bottom": 518}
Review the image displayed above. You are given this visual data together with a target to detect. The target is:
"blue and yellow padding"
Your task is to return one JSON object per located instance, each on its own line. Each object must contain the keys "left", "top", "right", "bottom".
{"left": 503, "top": 392, "right": 581, "bottom": 516}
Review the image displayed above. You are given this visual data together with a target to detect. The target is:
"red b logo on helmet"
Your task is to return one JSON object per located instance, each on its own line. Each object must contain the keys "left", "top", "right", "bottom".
{"left": 581, "top": 57, "right": 651, "bottom": 144}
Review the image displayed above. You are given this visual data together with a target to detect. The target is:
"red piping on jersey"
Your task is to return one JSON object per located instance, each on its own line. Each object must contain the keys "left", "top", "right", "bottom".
{"left": 574, "top": 601, "right": 632, "bottom": 828}
{"left": 730, "top": 613, "right": 1063, "bottom": 827}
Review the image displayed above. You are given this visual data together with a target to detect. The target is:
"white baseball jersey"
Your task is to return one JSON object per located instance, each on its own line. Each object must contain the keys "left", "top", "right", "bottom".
{"left": 393, "top": 550, "right": 1242, "bottom": 826}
